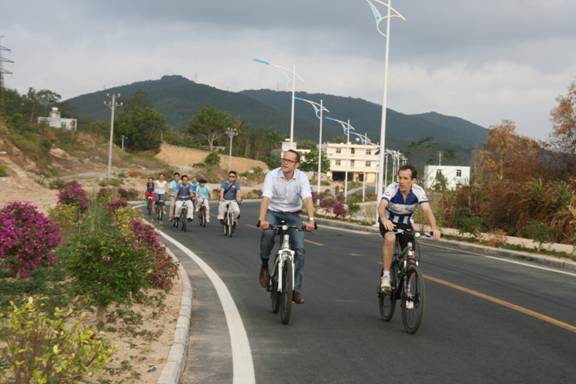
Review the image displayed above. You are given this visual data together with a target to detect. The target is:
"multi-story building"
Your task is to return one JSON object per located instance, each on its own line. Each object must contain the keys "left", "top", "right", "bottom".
{"left": 324, "top": 142, "right": 380, "bottom": 183}
{"left": 423, "top": 165, "right": 470, "bottom": 190}
{"left": 37, "top": 107, "right": 77, "bottom": 131}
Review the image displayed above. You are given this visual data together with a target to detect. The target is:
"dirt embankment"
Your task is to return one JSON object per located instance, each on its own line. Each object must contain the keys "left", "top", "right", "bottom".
{"left": 155, "top": 143, "right": 268, "bottom": 173}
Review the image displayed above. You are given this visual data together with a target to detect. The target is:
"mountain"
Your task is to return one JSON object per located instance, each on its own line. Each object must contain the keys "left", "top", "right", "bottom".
{"left": 65, "top": 75, "right": 488, "bottom": 164}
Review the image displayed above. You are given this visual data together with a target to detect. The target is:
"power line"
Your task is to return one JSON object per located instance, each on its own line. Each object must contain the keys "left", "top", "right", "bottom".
{"left": 0, "top": 36, "right": 14, "bottom": 113}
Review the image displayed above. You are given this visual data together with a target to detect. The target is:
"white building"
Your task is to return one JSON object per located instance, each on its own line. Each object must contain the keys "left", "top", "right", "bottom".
{"left": 325, "top": 142, "right": 380, "bottom": 183}
{"left": 423, "top": 165, "right": 470, "bottom": 190}
{"left": 37, "top": 107, "right": 77, "bottom": 131}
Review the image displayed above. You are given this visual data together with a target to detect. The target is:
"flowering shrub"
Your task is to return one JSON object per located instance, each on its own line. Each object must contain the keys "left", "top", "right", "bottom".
{"left": 57, "top": 181, "right": 89, "bottom": 211}
{"left": 48, "top": 203, "right": 80, "bottom": 241}
{"left": 332, "top": 202, "right": 347, "bottom": 218}
{"left": 130, "top": 220, "right": 179, "bottom": 291}
{"left": 319, "top": 197, "right": 335, "bottom": 209}
{"left": 0, "top": 202, "right": 61, "bottom": 279}
{"left": 107, "top": 198, "right": 128, "bottom": 211}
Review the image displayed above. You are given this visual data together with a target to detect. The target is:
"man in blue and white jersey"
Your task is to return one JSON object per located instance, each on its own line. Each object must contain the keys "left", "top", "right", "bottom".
{"left": 378, "top": 164, "right": 441, "bottom": 292}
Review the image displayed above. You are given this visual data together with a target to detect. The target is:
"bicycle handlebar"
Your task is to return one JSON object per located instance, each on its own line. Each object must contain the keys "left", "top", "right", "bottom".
{"left": 256, "top": 220, "right": 318, "bottom": 231}
{"left": 392, "top": 228, "right": 432, "bottom": 238}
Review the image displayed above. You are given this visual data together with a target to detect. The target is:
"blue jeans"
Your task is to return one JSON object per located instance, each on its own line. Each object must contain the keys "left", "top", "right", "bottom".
{"left": 260, "top": 210, "right": 305, "bottom": 293}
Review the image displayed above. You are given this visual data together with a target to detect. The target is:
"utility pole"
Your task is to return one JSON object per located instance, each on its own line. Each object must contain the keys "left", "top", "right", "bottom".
{"left": 0, "top": 36, "right": 14, "bottom": 114}
{"left": 104, "top": 93, "right": 122, "bottom": 178}
{"left": 225, "top": 127, "right": 238, "bottom": 172}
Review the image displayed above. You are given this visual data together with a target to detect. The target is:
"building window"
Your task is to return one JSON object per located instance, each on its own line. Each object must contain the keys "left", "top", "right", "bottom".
{"left": 366, "top": 161, "right": 371, "bottom": 167}
{"left": 351, "top": 148, "right": 355, "bottom": 155}
{"left": 336, "top": 148, "right": 341, "bottom": 154}
{"left": 336, "top": 160, "right": 341, "bottom": 166}
{"left": 351, "top": 160, "right": 355, "bottom": 168}
{"left": 456, "top": 169, "right": 462, "bottom": 177}
{"left": 436, "top": 169, "right": 442, "bottom": 176}
{"left": 366, "top": 149, "right": 371, "bottom": 155}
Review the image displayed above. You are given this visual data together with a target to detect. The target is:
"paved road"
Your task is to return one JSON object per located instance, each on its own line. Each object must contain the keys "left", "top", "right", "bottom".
{"left": 150, "top": 202, "right": 576, "bottom": 384}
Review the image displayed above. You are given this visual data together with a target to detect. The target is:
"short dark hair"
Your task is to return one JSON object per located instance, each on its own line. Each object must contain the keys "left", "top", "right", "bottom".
{"left": 285, "top": 149, "right": 301, "bottom": 163}
{"left": 181, "top": 174, "right": 189, "bottom": 180}
{"left": 228, "top": 171, "right": 237, "bottom": 176}
{"left": 173, "top": 172, "right": 180, "bottom": 177}
{"left": 398, "top": 164, "right": 417, "bottom": 179}
{"left": 198, "top": 178, "right": 207, "bottom": 183}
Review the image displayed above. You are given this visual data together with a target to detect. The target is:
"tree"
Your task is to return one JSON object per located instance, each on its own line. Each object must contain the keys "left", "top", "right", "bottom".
{"left": 406, "top": 136, "right": 437, "bottom": 164}
{"left": 300, "top": 147, "right": 330, "bottom": 173}
{"left": 550, "top": 81, "right": 576, "bottom": 154}
{"left": 115, "top": 91, "right": 166, "bottom": 151}
{"left": 478, "top": 120, "right": 540, "bottom": 182}
{"left": 187, "top": 107, "right": 232, "bottom": 151}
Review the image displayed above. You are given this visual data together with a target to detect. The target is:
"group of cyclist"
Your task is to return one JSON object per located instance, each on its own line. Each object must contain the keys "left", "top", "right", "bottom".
{"left": 144, "top": 171, "right": 241, "bottom": 226}
{"left": 144, "top": 149, "right": 441, "bottom": 307}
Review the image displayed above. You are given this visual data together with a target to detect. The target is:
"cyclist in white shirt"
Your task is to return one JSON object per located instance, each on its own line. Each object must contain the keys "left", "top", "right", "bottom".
{"left": 378, "top": 164, "right": 441, "bottom": 292}
{"left": 155, "top": 173, "right": 168, "bottom": 211}
{"left": 258, "top": 149, "right": 316, "bottom": 304}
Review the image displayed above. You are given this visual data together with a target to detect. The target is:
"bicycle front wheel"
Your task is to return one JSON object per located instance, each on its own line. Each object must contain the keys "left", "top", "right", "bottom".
{"left": 401, "top": 265, "right": 425, "bottom": 334}
{"left": 270, "top": 266, "right": 280, "bottom": 314}
{"left": 180, "top": 209, "right": 187, "bottom": 232}
{"left": 378, "top": 265, "right": 397, "bottom": 322}
{"left": 279, "top": 260, "right": 293, "bottom": 325}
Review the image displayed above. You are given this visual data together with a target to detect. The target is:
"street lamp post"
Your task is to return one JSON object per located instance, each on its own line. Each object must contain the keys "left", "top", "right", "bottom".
{"left": 294, "top": 96, "right": 329, "bottom": 206}
{"left": 105, "top": 93, "right": 122, "bottom": 179}
{"left": 253, "top": 58, "right": 303, "bottom": 143}
{"left": 225, "top": 127, "right": 238, "bottom": 172}
{"left": 364, "top": 0, "right": 406, "bottom": 223}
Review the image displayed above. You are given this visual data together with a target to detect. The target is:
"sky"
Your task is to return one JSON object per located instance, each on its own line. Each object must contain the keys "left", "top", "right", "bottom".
{"left": 1, "top": 0, "right": 575, "bottom": 140}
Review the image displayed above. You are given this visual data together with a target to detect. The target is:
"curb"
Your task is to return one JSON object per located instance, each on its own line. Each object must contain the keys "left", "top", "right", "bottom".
{"left": 313, "top": 217, "right": 576, "bottom": 274}
{"left": 157, "top": 248, "right": 193, "bottom": 384}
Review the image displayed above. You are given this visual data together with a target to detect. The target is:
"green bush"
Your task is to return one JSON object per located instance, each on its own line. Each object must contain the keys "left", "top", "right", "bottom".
{"left": 64, "top": 227, "right": 154, "bottom": 320}
{"left": 204, "top": 151, "right": 221, "bottom": 166}
{"left": 0, "top": 165, "right": 6, "bottom": 177}
{"left": 454, "top": 209, "right": 483, "bottom": 237}
{"left": 48, "top": 178, "right": 65, "bottom": 190}
{"left": 348, "top": 201, "right": 361, "bottom": 215}
{"left": 0, "top": 297, "right": 112, "bottom": 384}
{"left": 522, "top": 221, "right": 554, "bottom": 250}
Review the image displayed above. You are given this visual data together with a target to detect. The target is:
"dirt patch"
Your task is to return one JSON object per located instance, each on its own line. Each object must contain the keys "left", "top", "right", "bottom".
{"left": 156, "top": 143, "right": 268, "bottom": 173}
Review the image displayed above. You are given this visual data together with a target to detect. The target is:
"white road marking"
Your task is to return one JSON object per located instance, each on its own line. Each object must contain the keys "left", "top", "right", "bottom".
{"left": 484, "top": 256, "right": 576, "bottom": 278}
{"left": 157, "top": 230, "right": 256, "bottom": 384}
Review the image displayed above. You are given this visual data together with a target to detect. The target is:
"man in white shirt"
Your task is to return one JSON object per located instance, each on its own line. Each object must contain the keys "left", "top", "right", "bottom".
{"left": 258, "top": 149, "right": 316, "bottom": 304}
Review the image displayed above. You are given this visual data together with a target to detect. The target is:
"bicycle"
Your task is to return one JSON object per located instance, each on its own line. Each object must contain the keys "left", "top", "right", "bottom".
{"left": 378, "top": 228, "right": 429, "bottom": 334}
{"left": 146, "top": 195, "right": 153, "bottom": 216}
{"left": 175, "top": 198, "right": 191, "bottom": 232}
{"left": 259, "top": 220, "right": 317, "bottom": 325}
{"left": 197, "top": 200, "right": 208, "bottom": 227}
{"left": 155, "top": 194, "right": 166, "bottom": 223}
{"left": 222, "top": 201, "right": 236, "bottom": 237}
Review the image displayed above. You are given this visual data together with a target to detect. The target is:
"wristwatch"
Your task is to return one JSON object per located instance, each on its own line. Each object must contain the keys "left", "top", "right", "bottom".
{"left": 307, "top": 217, "right": 315, "bottom": 221}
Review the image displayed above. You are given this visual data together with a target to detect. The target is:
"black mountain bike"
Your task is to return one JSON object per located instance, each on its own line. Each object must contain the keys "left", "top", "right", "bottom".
{"left": 176, "top": 199, "right": 191, "bottom": 232}
{"left": 378, "top": 228, "right": 429, "bottom": 334}
{"left": 155, "top": 195, "right": 166, "bottom": 223}
{"left": 222, "top": 201, "right": 236, "bottom": 237}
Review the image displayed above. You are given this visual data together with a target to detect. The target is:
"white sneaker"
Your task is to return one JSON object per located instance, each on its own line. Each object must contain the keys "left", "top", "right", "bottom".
{"left": 380, "top": 275, "right": 391, "bottom": 293}
{"left": 405, "top": 300, "right": 414, "bottom": 310}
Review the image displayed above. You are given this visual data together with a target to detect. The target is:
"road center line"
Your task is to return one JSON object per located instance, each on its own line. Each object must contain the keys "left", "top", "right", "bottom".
{"left": 422, "top": 242, "right": 576, "bottom": 277}
{"left": 157, "top": 230, "right": 256, "bottom": 384}
{"left": 425, "top": 274, "right": 576, "bottom": 334}
{"left": 305, "top": 239, "right": 324, "bottom": 246}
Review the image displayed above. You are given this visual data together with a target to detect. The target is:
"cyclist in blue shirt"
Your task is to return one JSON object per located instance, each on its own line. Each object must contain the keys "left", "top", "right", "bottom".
{"left": 217, "top": 171, "right": 241, "bottom": 224}
{"left": 175, "top": 175, "right": 194, "bottom": 221}
{"left": 195, "top": 178, "right": 211, "bottom": 223}
{"left": 378, "top": 164, "right": 441, "bottom": 292}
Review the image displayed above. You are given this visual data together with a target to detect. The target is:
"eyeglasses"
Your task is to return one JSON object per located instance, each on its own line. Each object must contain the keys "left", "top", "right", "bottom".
{"left": 281, "top": 158, "right": 297, "bottom": 164}
{"left": 228, "top": 175, "right": 237, "bottom": 178}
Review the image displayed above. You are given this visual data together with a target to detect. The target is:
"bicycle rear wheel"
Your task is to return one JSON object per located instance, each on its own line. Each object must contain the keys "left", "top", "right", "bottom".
{"left": 401, "top": 265, "right": 425, "bottom": 334}
{"left": 378, "top": 264, "right": 397, "bottom": 322}
{"left": 279, "top": 260, "right": 293, "bottom": 325}
{"left": 147, "top": 199, "right": 152, "bottom": 216}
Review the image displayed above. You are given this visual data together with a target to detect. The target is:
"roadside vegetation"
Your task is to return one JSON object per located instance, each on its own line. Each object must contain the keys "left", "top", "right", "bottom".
{"left": 0, "top": 181, "right": 180, "bottom": 382}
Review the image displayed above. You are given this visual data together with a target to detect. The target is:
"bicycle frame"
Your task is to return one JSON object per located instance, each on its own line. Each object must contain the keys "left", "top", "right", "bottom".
{"left": 272, "top": 224, "right": 296, "bottom": 293}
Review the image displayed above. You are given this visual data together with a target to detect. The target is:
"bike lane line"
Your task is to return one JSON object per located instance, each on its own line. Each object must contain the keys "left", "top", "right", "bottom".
{"left": 425, "top": 274, "right": 576, "bottom": 334}
{"left": 157, "top": 230, "right": 256, "bottom": 384}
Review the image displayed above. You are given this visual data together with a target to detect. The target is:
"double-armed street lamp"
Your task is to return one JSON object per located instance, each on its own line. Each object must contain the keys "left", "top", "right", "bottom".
{"left": 294, "top": 96, "right": 329, "bottom": 205}
{"left": 253, "top": 58, "right": 304, "bottom": 144}
{"left": 225, "top": 127, "right": 238, "bottom": 172}
{"left": 363, "top": 0, "right": 406, "bottom": 222}
{"left": 105, "top": 93, "right": 122, "bottom": 179}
